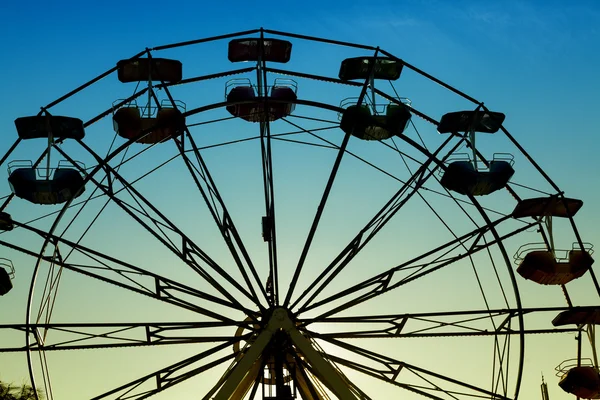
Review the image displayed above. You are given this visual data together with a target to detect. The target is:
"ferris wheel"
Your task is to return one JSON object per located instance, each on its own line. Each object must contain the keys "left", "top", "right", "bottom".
{"left": 0, "top": 28, "right": 598, "bottom": 400}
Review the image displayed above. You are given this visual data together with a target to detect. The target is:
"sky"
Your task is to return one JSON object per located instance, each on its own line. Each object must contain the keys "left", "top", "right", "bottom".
{"left": 0, "top": 1, "right": 599, "bottom": 399}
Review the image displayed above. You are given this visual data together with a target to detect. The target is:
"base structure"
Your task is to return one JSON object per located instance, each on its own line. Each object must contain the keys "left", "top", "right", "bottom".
{"left": 215, "top": 308, "right": 357, "bottom": 400}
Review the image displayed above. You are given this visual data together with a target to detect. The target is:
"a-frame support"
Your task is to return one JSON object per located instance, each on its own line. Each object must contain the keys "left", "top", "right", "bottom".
{"left": 214, "top": 308, "right": 358, "bottom": 400}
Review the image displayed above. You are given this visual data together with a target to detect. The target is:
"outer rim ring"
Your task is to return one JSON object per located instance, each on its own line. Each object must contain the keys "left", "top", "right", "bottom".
{"left": 24, "top": 96, "right": 526, "bottom": 399}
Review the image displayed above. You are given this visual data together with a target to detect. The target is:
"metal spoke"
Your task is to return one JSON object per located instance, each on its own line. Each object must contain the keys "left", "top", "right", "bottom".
{"left": 302, "top": 307, "right": 578, "bottom": 338}
{"left": 301, "top": 216, "right": 536, "bottom": 319}
{"left": 292, "top": 133, "right": 458, "bottom": 313}
{"left": 54, "top": 141, "right": 258, "bottom": 309}
{"left": 0, "top": 226, "right": 250, "bottom": 321}
{"left": 89, "top": 339, "right": 239, "bottom": 400}
{"left": 256, "top": 32, "right": 280, "bottom": 306}
{"left": 283, "top": 47, "right": 382, "bottom": 308}
{"left": 314, "top": 334, "right": 512, "bottom": 399}
{"left": 170, "top": 133, "right": 267, "bottom": 308}
{"left": 0, "top": 322, "right": 253, "bottom": 352}
{"left": 158, "top": 80, "right": 269, "bottom": 308}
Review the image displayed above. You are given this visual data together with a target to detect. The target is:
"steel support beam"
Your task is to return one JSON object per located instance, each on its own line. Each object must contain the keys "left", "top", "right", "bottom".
{"left": 213, "top": 308, "right": 357, "bottom": 400}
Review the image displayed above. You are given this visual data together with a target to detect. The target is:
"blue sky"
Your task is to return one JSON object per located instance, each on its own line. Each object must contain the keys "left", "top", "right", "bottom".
{"left": 0, "top": 1, "right": 599, "bottom": 399}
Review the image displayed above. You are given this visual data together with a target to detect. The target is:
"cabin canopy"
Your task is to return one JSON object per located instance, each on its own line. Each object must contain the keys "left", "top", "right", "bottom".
{"left": 512, "top": 197, "right": 583, "bottom": 218}
{"left": 15, "top": 115, "right": 85, "bottom": 140}
{"left": 228, "top": 38, "right": 292, "bottom": 63}
{"left": 553, "top": 307, "right": 600, "bottom": 326}
{"left": 117, "top": 58, "right": 182, "bottom": 83}
{"left": 437, "top": 110, "right": 505, "bottom": 134}
{"left": 339, "top": 57, "right": 402, "bottom": 81}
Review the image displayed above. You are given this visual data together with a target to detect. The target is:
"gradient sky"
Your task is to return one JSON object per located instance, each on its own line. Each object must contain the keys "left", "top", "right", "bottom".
{"left": 0, "top": 1, "right": 599, "bottom": 399}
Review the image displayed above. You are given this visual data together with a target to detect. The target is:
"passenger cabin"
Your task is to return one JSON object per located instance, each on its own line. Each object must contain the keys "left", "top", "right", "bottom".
{"left": 228, "top": 38, "right": 292, "bottom": 63}
{"left": 515, "top": 244, "right": 594, "bottom": 285}
{"left": 340, "top": 101, "right": 411, "bottom": 140}
{"left": 553, "top": 307, "right": 600, "bottom": 327}
{"left": 440, "top": 154, "right": 514, "bottom": 196}
{"left": 337, "top": 56, "right": 407, "bottom": 140}
{"left": 15, "top": 116, "right": 85, "bottom": 140}
{"left": 8, "top": 161, "right": 85, "bottom": 205}
{"left": 438, "top": 110, "right": 512, "bottom": 196}
{"left": 225, "top": 78, "right": 297, "bottom": 122}
{"left": 114, "top": 58, "right": 185, "bottom": 143}
{"left": 0, "top": 258, "right": 15, "bottom": 296}
{"left": 0, "top": 212, "right": 13, "bottom": 231}
{"left": 338, "top": 57, "right": 402, "bottom": 81}
{"left": 117, "top": 58, "right": 182, "bottom": 83}
{"left": 512, "top": 197, "right": 583, "bottom": 218}
{"left": 113, "top": 101, "right": 186, "bottom": 144}
{"left": 10, "top": 115, "right": 87, "bottom": 204}
{"left": 558, "top": 365, "right": 600, "bottom": 399}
